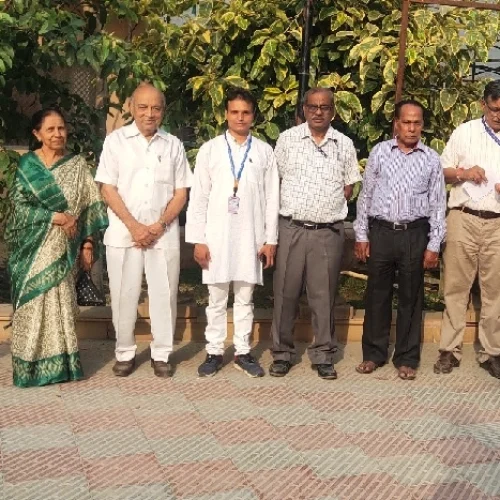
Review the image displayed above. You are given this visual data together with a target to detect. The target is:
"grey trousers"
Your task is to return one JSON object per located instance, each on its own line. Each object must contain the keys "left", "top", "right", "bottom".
{"left": 271, "top": 217, "right": 345, "bottom": 364}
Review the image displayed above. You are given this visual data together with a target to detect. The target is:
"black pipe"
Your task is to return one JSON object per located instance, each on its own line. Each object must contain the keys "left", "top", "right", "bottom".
{"left": 296, "top": 0, "right": 313, "bottom": 124}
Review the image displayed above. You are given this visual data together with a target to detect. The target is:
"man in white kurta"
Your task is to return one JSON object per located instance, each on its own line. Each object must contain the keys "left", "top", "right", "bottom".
{"left": 186, "top": 87, "right": 279, "bottom": 378}
{"left": 95, "top": 83, "right": 192, "bottom": 378}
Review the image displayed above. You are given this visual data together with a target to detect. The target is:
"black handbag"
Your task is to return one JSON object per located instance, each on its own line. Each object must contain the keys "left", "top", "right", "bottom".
{"left": 76, "top": 271, "right": 106, "bottom": 306}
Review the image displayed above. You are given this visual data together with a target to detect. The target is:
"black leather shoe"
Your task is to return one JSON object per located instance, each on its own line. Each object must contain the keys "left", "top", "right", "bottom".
{"left": 151, "top": 359, "right": 174, "bottom": 378}
{"left": 480, "top": 356, "right": 500, "bottom": 379}
{"left": 312, "top": 363, "right": 337, "bottom": 380}
{"left": 269, "top": 360, "right": 292, "bottom": 377}
{"left": 112, "top": 358, "right": 135, "bottom": 377}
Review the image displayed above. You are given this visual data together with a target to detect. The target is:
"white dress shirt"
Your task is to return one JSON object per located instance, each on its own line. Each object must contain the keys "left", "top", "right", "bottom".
{"left": 276, "top": 123, "right": 362, "bottom": 223}
{"left": 443, "top": 118, "right": 500, "bottom": 213}
{"left": 95, "top": 121, "right": 192, "bottom": 249}
{"left": 185, "top": 133, "right": 280, "bottom": 285}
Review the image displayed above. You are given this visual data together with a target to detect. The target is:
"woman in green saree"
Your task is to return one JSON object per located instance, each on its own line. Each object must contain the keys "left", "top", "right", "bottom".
{"left": 5, "top": 108, "right": 108, "bottom": 388}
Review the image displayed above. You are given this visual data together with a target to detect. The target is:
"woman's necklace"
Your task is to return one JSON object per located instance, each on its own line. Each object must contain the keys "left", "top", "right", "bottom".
{"left": 40, "top": 148, "right": 62, "bottom": 167}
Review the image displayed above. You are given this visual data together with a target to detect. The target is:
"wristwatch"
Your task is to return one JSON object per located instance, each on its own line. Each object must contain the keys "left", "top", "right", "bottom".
{"left": 159, "top": 219, "right": 168, "bottom": 230}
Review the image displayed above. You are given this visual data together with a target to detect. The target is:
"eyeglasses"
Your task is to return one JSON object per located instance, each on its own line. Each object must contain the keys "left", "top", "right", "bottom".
{"left": 305, "top": 104, "right": 333, "bottom": 113}
{"left": 484, "top": 100, "right": 500, "bottom": 115}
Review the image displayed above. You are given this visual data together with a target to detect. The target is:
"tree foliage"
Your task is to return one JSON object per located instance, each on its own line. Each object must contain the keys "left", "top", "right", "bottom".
{"left": 1, "top": 0, "right": 499, "bottom": 227}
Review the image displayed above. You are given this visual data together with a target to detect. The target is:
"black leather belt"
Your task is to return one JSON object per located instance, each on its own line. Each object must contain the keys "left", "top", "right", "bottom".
{"left": 370, "top": 217, "right": 429, "bottom": 231}
{"left": 451, "top": 207, "right": 500, "bottom": 220}
{"left": 281, "top": 215, "right": 340, "bottom": 230}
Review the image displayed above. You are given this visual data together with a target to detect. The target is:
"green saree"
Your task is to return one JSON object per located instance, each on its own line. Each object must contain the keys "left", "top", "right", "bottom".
{"left": 5, "top": 152, "right": 108, "bottom": 387}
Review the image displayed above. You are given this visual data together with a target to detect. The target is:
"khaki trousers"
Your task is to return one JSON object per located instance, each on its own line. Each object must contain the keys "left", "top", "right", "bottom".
{"left": 440, "top": 209, "right": 500, "bottom": 362}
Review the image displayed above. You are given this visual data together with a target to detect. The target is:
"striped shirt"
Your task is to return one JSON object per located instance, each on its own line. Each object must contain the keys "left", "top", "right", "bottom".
{"left": 276, "top": 123, "right": 362, "bottom": 223}
{"left": 354, "top": 138, "right": 446, "bottom": 252}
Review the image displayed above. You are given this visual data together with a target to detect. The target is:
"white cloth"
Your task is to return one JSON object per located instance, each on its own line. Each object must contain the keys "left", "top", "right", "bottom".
{"left": 276, "top": 123, "right": 362, "bottom": 223}
{"left": 106, "top": 246, "right": 179, "bottom": 362}
{"left": 443, "top": 118, "right": 500, "bottom": 213}
{"left": 205, "top": 282, "right": 254, "bottom": 355}
{"left": 185, "top": 133, "right": 280, "bottom": 285}
{"left": 95, "top": 121, "right": 192, "bottom": 249}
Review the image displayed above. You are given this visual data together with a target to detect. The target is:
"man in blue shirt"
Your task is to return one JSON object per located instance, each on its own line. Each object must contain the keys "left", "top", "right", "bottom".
{"left": 354, "top": 99, "right": 446, "bottom": 380}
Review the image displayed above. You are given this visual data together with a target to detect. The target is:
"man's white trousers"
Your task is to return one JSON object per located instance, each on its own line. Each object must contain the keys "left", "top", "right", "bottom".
{"left": 106, "top": 246, "right": 179, "bottom": 363}
{"left": 205, "top": 281, "right": 254, "bottom": 356}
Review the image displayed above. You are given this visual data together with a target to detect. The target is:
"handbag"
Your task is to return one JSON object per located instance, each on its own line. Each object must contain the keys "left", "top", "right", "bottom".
{"left": 76, "top": 271, "right": 106, "bottom": 306}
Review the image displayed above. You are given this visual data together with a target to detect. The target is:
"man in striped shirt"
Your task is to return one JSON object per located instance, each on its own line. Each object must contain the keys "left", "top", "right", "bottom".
{"left": 354, "top": 99, "right": 446, "bottom": 380}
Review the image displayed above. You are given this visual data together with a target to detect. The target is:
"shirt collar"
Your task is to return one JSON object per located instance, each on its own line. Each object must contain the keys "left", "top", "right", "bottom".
{"left": 390, "top": 137, "right": 426, "bottom": 154}
{"left": 301, "top": 123, "right": 336, "bottom": 142}
{"left": 123, "top": 121, "right": 169, "bottom": 141}
{"left": 226, "top": 130, "right": 251, "bottom": 147}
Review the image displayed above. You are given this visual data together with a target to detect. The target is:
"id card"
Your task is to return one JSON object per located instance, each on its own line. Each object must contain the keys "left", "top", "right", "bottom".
{"left": 228, "top": 196, "right": 240, "bottom": 214}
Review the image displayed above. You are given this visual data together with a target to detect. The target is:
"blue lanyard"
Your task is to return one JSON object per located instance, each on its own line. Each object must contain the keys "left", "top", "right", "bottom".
{"left": 225, "top": 132, "right": 252, "bottom": 195}
{"left": 482, "top": 116, "right": 500, "bottom": 147}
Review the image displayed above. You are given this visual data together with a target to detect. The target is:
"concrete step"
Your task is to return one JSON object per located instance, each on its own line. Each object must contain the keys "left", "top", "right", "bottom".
{"left": 0, "top": 303, "right": 480, "bottom": 344}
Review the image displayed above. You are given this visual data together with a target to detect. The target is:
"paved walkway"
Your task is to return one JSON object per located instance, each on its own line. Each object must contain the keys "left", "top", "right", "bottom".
{"left": 0, "top": 340, "right": 500, "bottom": 500}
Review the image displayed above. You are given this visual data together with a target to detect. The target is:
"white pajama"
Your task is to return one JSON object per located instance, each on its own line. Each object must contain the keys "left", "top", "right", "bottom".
{"left": 106, "top": 246, "right": 179, "bottom": 362}
{"left": 205, "top": 282, "right": 255, "bottom": 356}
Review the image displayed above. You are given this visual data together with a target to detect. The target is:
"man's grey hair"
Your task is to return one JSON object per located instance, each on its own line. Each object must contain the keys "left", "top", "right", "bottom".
{"left": 302, "top": 87, "right": 334, "bottom": 106}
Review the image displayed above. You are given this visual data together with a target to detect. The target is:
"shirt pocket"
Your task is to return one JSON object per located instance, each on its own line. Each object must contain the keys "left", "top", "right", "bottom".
{"left": 154, "top": 157, "right": 175, "bottom": 185}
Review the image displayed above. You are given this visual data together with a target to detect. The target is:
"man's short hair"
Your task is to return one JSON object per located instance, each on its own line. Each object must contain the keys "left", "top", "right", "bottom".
{"left": 224, "top": 87, "right": 257, "bottom": 113}
{"left": 302, "top": 88, "right": 334, "bottom": 106}
{"left": 483, "top": 81, "right": 500, "bottom": 101}
{"left": 394, "top": 99, "right": 425, "bottom": 119}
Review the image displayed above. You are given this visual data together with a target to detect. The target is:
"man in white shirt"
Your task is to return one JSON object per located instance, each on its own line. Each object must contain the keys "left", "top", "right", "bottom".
{"left": 95, "top": 83, "right": 192, "bottom": 377}
{"left": 185, "top": 87, "right": 279, "bottom": 377}
{"left": 434, "top": 80, "right": 500, "bottom": 379}
{"left": 269, "top": 88, "right": 362, "bottom": 380}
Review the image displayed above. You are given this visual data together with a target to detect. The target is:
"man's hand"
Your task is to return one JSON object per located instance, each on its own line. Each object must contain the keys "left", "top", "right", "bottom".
{"left": 130, "top": 222, "right": 155, "bottom": 248}
{"left": 354, "top": 241, "right": 370, "bottom": 262}
{"left": 463, "top": 166, "right": 487, "bottom": 184}
{"left": 423, "top": 250, "right": 439, "bottom": 269}
{"left": 194, "top": 244, "right": 211, "bottom": 269}
{"left": 258, "top": 244, "right": 277, "bottom": 269}
{"left": 344, "top": 185, "right": 354, "bottom": 201}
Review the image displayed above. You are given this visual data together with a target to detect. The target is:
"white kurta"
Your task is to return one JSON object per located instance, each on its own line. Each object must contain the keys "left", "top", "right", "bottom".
{"left": 185, "top": 133, "right": 280, "bottom": 285}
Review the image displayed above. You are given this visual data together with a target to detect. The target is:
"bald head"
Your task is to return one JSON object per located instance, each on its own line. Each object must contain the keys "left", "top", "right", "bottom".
{"left": 130, "top": 83, "right": 166, "bottom": 139}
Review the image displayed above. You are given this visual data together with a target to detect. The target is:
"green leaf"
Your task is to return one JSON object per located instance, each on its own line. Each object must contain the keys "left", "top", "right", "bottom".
{"left": 274, "top": 63, "right": 287, "bottom": 82}
{"left": 335, "top": 91, "right": 362, "bottom": 114}
{"left": 439, "top": 89, "right": 459, "bottom": 112}
{"left": 319, "top": 7, "right": 336, "bottom": 21}
{"left": 224, "top": 76, "right": 248, "bottom": 88}
{"left": 209, "top": 82, "right": 224, "bottom": 106}
{"left": 235, "top": 15, "right": 250, "bottom": 31}
{"left": 469, "top": 100, "right": 483, "bottom": 119}
{"left": 383, "top": 58, "right": 397, "bottom": 84}
{"left": 273, "top": 93, "right": 287, "bottom": 108}
{"left": 451, "top": 104, "right": 468, "bottom": 127}
{"left": 371, "top": 90, "right": 388, "bottom": 113}
{"left": 264, "top": 121, "right": 280, "bottom": 140}
{"left": 430, "top": 138, "right": 446, "bottom": 154}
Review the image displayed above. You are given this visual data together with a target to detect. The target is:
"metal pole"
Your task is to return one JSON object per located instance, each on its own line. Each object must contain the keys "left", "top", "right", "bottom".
{"left": 395, "top": 0, "right": 410, "bottom": 103}
{"left": 296, "top": 0, "right": 313, "bottom": 124}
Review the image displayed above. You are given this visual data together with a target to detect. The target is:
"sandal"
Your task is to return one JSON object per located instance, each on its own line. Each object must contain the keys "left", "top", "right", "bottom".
{"left": 355, "top": 360, "right": 380, "bottom": 374}
{"left": 397, "top": 365, "right": 416, "bottom": 380}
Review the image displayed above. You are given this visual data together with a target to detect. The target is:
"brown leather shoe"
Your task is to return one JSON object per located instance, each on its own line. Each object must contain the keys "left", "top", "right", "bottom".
{"left": 434, "top": 351, "right": 460, "bottom": 374}
{"left": 112, "top": 358, "right": 135, "bottom": 377}
{"left": 151, "top": 359, "right": 174, "bottom": 378}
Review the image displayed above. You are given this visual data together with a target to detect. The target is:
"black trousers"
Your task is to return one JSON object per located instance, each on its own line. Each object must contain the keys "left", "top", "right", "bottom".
{"left": 362, "top": 219, "right": 429, "bottom": 369}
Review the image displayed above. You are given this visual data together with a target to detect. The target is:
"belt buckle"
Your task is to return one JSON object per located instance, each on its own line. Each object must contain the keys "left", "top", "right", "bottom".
{"left": 303, "top": 222, "right": 317, "bottom": 229}
{"left": 393, "top": 222, "right": 407, "bottom": 231}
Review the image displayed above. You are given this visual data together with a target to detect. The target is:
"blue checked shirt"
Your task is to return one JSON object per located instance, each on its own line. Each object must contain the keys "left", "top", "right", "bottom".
{"left": 354, "top": 139, "right": 446, "bottom": 252}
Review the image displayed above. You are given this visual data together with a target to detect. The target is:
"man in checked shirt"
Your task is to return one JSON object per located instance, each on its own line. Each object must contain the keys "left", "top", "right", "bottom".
{"left": 354, "top": 100, "right": 446, "bottom": 380}
{"left": 269, "top": 87, "right": 362, "bottom": 380}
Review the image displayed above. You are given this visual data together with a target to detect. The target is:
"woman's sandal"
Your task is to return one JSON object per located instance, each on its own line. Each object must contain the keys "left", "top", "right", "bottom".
{"left": 355, "top": 360, "right": 379, "bottom": 374}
